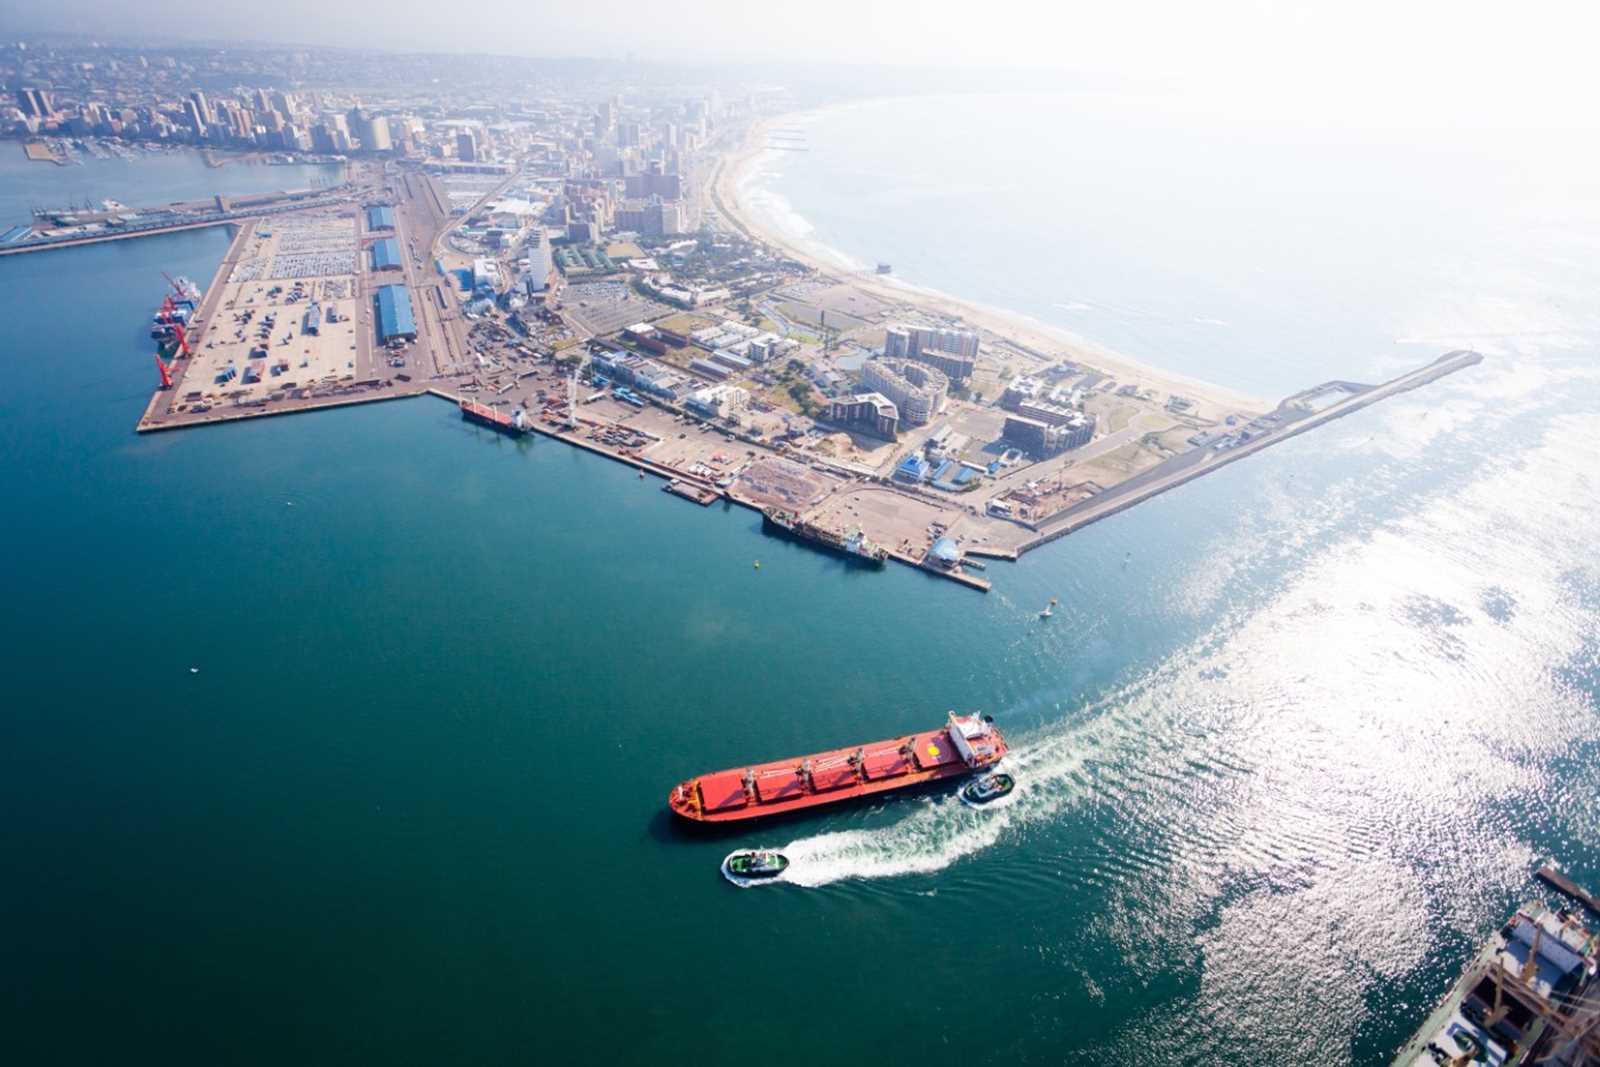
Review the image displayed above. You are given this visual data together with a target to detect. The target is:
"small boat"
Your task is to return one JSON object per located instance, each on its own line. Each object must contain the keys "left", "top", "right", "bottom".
{"left": 960, "top": 772, "right": 1015, "bottom": 808}
{"left": 1039, "top": 597, "right": 1058, "bottom": 619}
{"left": 722, "top": 849, "right": 790, "bottom": 885}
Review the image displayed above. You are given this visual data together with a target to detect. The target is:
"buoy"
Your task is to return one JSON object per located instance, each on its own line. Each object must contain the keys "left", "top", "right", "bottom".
{"left": 754, "top": 560, "right": 761, "bottom": 569}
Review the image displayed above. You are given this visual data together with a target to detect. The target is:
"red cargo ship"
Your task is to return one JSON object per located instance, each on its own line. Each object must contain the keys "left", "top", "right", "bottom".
{"left": 668, "top": 712, "right": 1007, "bottom": 823}
{"left": 461, "top": 399, "right": 529, "bottom": 436}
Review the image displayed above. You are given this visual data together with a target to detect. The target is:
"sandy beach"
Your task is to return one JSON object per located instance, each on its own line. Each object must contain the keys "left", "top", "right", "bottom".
{"left": 711, "top": 111, "right": 1271, "bottom": 414}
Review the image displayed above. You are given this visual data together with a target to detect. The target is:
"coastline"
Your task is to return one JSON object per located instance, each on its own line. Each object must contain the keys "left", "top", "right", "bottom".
{"left": 711, "top": 104, "right": 1270, "bottom": 413}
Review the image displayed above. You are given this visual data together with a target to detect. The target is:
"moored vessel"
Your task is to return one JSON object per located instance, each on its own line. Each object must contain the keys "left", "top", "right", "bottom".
{"left": 669, "top": 711, "right": 1007, "bottom": 823}
{"left": 762, "top": 506, "right": 888, "bottom": 565}
{"left": 461, "top": 399, "right": 529, "bottom": 436}
{"left": 1388, "top": 886, "right": 1600, "bottom": 1067}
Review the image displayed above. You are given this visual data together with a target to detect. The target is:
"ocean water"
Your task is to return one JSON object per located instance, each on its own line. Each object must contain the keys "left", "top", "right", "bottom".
{"left": 0, "top": 104, "right": 1596, "bottom": 1066}
{"left": 743, "top": 93, "right": 1600, "bottom": 399}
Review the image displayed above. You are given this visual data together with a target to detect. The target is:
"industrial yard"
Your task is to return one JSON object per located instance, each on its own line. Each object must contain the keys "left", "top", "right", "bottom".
{"left": 169, "top": 211, "right": 370, "bottom": 409}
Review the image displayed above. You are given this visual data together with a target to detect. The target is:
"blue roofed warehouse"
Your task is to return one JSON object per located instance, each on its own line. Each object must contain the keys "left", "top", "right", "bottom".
{"left": 366, "top": 204, "right": 395, "bottom": 231}
{"left": 374, "top": 284, "right": 416, "bottom": 344}
{"left": 370, "top": 237, "right": 403, "bottom": 271}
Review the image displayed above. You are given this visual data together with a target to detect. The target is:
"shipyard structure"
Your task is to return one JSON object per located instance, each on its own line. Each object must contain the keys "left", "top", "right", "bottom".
{"left": 1392, "top": 871, "right": 1600, "bottom": 1067}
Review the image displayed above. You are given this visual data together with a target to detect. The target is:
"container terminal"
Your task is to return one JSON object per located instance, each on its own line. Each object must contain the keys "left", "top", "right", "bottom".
{"left": 112, "top": 151, "right": 1482, "bottom": 593}
{"left": 1389, "top": 865, "right": 1600, "bottom": 1067}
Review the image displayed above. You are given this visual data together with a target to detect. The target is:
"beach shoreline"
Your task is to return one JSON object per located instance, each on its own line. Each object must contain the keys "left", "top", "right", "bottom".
{"left": 711, "top": 106, "right": 1271, "bottom": 413}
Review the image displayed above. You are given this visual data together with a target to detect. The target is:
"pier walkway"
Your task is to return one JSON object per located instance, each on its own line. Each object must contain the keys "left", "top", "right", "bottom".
{"left": 0, "top": 192, "right": 351, "bottom": 257}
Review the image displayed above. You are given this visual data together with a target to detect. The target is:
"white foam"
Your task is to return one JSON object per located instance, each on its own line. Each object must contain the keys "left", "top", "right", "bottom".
{"left": 780, "top": 727, "right": 1099, "bottom": 888}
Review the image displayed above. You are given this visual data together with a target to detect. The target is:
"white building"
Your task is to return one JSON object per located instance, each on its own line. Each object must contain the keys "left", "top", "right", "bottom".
{"left": 862, "top": 358, "right": 949, "bottom": 427}
{"left": 685, "top": 382, "right": 750, "bottom": 419}
{"left": 473, "top": 257, "right": 502, "bottom": 292}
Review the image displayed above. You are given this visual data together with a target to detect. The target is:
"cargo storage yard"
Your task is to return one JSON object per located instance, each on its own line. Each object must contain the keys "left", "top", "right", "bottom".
{"left": 159, "top": 210, "right": 370, "bottom": 411}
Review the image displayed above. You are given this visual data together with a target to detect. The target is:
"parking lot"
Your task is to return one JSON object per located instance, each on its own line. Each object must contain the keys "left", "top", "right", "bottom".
{"left": 182, "top": 210, "right": 367, "bottom": 403}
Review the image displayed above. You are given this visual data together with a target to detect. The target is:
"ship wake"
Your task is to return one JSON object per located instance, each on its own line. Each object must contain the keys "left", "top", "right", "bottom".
{"left": 779, "top": 726, "right": 1100, "bottom": 888}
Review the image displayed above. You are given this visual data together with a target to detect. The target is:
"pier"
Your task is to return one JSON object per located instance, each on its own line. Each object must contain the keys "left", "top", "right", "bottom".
{"left": 1537, "top": 863, "right": 1600, "bottom": 917}
{"left": 1020, "top": 351, "right": 1484, "bottom": 551}
{"left": 0, "top": 188, "right": 353, "bottom": 257}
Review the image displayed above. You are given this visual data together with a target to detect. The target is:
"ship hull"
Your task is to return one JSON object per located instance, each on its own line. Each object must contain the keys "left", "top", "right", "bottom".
{"left": 461, "top": 401, "right": 528, "bottom": 437}
{"left": 669, "top": 720, "right": 1007, "bottom": 824}
{"left": 760, "top": 512, "right": 887, "bottom": 567}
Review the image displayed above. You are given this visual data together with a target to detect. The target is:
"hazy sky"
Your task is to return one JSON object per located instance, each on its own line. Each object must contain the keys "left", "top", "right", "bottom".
{"left": 14, "top": 0, "right": 1600, "bottom": 127}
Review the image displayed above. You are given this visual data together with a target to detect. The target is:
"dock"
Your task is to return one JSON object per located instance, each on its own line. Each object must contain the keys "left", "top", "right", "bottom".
{"left": 1537, "top": 863, "right": 1600, "bottom": 917}
{"left": 663, "top": 479, "right": 721, "bottom": 506}
{"left": 1021, "top": 350, "right": 1484, "bottom": 551}
{"left": 0, "top": 188, "right": 352, "bottom": 257}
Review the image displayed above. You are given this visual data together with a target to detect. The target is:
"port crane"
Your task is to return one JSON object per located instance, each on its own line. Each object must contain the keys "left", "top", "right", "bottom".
{"left": 151, "top": 323, "right": 190, "bottom": 395}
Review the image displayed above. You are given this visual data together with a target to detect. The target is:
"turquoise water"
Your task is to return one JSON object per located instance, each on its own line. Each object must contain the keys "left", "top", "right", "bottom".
{"left": 2, "top": 108, "right": 1598, "bottom": 1065}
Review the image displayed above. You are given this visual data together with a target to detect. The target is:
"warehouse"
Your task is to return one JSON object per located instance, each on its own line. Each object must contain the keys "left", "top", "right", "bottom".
{"left": 366, "top": 204, "right": 395, "bottom": 231}
{"left": 374, "top": 284, "right": 417, "bottom": 344}
{"left": 369, "top": 237, "right": 403, "bottom": 272}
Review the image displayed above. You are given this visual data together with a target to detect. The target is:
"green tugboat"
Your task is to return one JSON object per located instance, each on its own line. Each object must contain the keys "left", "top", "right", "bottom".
{"left": 960, "top": 772, "right": 1015, "bottom": 808}
{"left": 722, "top": 850, "right": 791, "bottom": 886}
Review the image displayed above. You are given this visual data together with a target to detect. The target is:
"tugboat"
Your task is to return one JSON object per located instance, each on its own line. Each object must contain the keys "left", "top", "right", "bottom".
{"left": 960, "top": 772, "right": 1016, "bottom": 808}
{"left": 722, "top": 849, "right": 790, "bottom": 886}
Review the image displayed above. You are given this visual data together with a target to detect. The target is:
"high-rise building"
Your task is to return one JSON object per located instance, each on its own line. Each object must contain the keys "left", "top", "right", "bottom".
{"left": 16, "top": 88, "right": 52, "bottom": 118}
{"left": 1002, "top": 412, "right": 1095, "bottom": 455}
{"left": 523, "top": 233, "right": 552, "bottom": 294}
{"left": 827, "top": 393, "right": 900, "bottom": 439}
{"left": 365, "top": 114, "right": 392, "bottom": 152}
{"left": 861, "top": 359, "right": 949, "bottom": 427}
{"left": 624, "top": 168, "right": 682, "bottom": 200}
{"left": 345, "top": 109, "right": 391, "bottom": 153}
{"left": 883, "top": 324, "right": 979, "bottom": 381}
{"left": 456, "top": 130, "right": 479, "bottom": 162}
{"left": 188, "top": 90, "right": 211, "bottom": 124}
{"left": 183, "top": 97, "right": 207, "bottom": 136}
